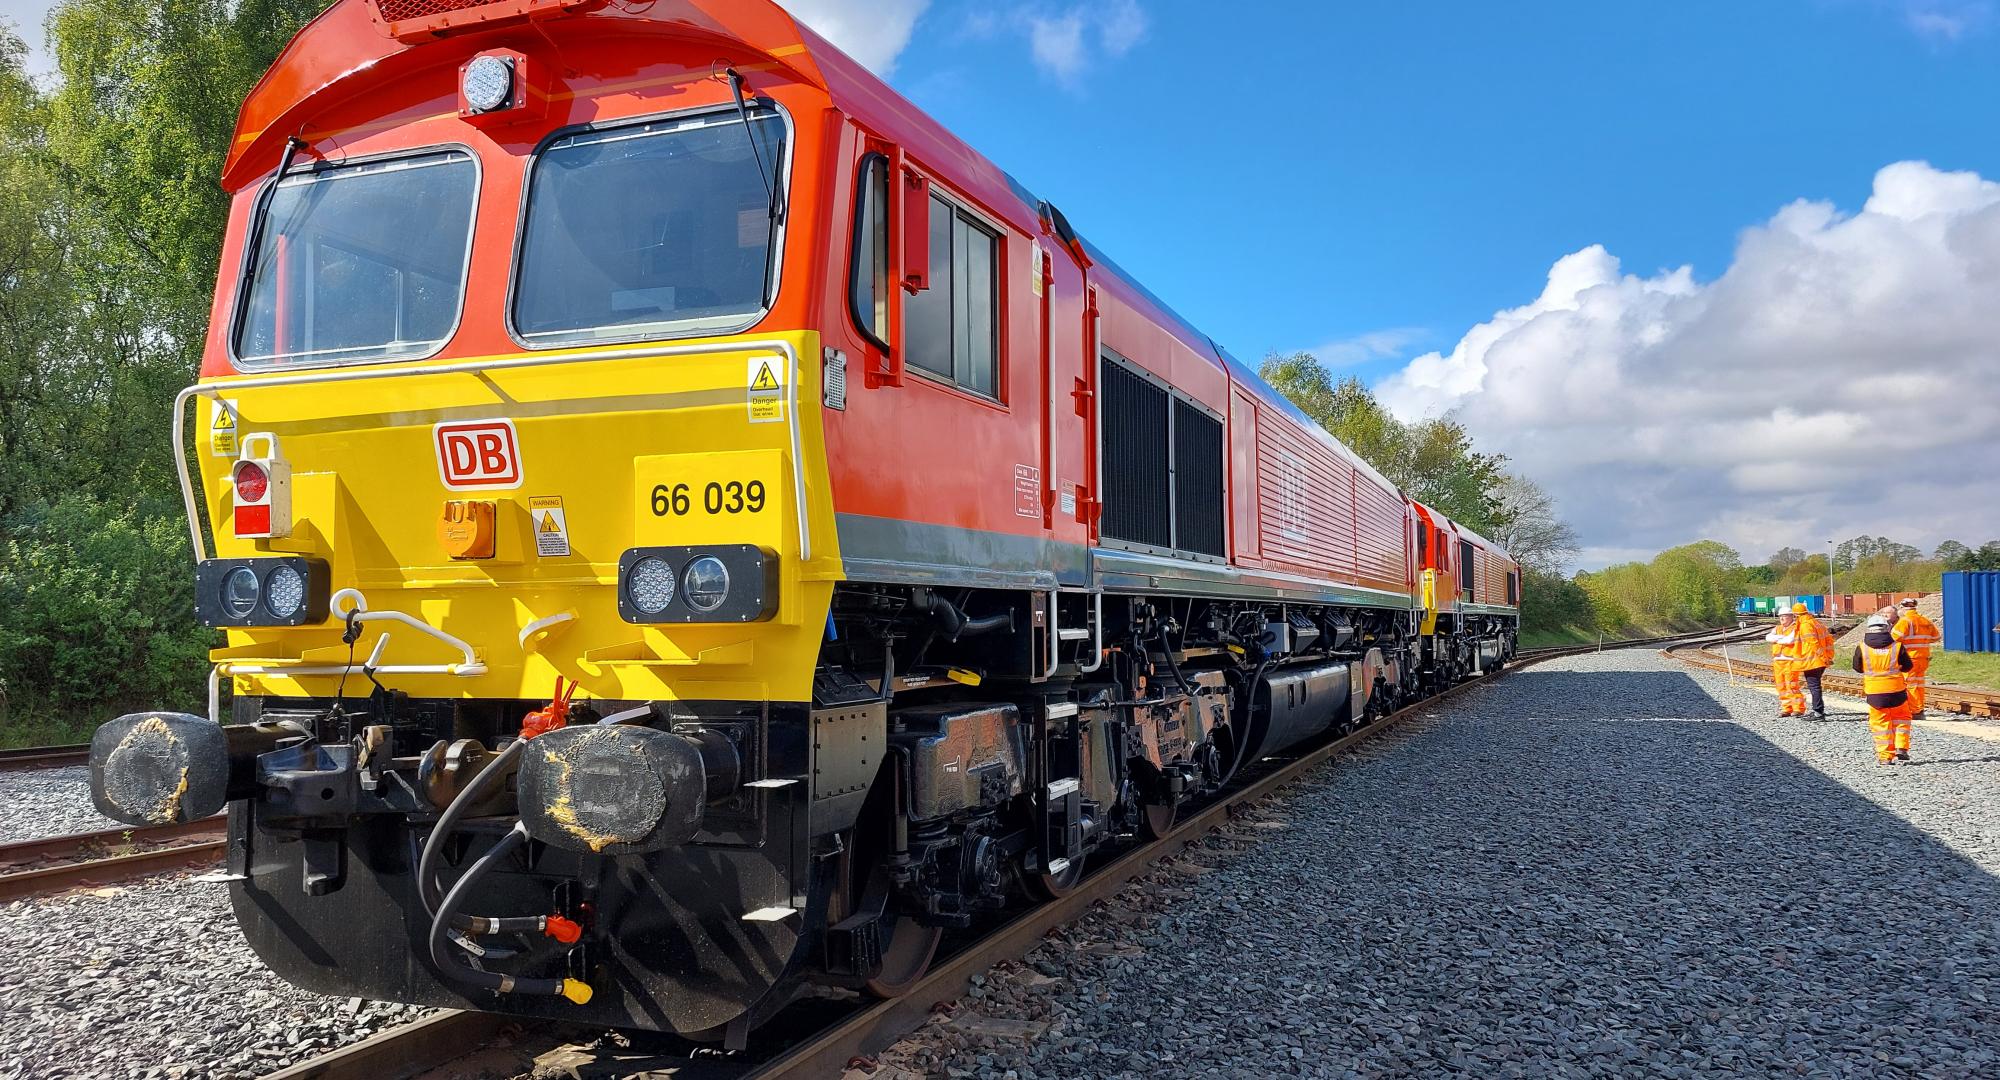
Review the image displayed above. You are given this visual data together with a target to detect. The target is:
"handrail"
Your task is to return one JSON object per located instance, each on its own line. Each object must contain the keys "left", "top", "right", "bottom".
{"left": 212, "top": 588, "right": 490, "bottom": 684}
{"left": 172, "top": 337, "right": 810, "bottom": 563}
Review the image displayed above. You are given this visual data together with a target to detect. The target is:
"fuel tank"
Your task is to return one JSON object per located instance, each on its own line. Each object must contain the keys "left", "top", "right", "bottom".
{"left": 1242, "top": 661, "right": 1355, "bottom": 764}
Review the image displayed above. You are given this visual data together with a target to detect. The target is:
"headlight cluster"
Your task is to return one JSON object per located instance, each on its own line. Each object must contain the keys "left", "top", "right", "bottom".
{"left": 195, "top": 557, "right": 331, "bottom": 628}
{"left": 617, "top": 545, "right": 777, "bottom": 625}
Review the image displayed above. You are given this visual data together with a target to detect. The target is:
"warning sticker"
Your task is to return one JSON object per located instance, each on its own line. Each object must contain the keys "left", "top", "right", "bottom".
{"left": 529, "top": 496, "right": 570, "bottom": 557}
{"left": 1014, "top": 464, "right": 1040, "bottom": 518}
{"left": 210, "top": 399, "right": 239, "bottom": 458}
{"left": 1031, "top": 243, "right": 1045, "bottom": 298}
{"left": 747, "top": 357, "right": 784, "bottom": 424}
{"left": 1060, "top": 479, "right": 1077, "bottom": 518}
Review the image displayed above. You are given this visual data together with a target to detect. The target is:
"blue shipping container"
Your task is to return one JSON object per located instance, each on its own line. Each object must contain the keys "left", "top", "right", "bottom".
{"left": 1801, "top": 594, "right": 1826, "bottom": 616}
{"left": 1736, "top": 597, "right": 1757, "bottom": 615}
{"left": 1942, "top": 571, "right": 2000, "bottom": 654}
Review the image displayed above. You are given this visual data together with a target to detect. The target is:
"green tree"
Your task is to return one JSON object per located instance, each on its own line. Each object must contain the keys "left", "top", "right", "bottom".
{"left": 1490, "top": 474, "right": 1579, "bottom": 574}
{"left": 1935, "top": 540, "right": 1973, "bottom": 570}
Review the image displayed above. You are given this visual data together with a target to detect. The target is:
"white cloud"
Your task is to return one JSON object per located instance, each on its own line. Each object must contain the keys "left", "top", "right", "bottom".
{"left": 1376, "top": 160, "right": 2000, "bottom": 568}
{"left": 1300, "top": 327, "right": 1428, "bottom": 368}
{"left": 781, "top": 0, "right": 931, "bottom": 75}
{"left": 1897, "top": 0, "right": 1992, "bottom": 40}
{"left": 974, "top": 0, "right": 1150, "bottom": 84}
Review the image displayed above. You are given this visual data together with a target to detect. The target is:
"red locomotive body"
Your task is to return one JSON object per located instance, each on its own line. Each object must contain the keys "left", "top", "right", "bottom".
{"left": 86, "top": 0, "right": 1517, "bottom": 1039}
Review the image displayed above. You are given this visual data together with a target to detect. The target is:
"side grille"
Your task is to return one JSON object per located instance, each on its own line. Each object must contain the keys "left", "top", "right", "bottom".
{"left": 1100, "top": 359, "right": 1171, "bottom": 549}
{"left": 375, "top": 0, "right": 509, "bottom": 23}
{"left": 1173, "top": 399, "right": 1224, "bottom": 556}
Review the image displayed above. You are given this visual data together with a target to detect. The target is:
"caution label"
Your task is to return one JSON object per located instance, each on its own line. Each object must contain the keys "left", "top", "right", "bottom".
{"left": 529, "top": 496, "right": 570, "bottom": 557}
{"left": 748, "top": 356, "right": 784, "bottom": 424}
{"left": 210, "top": 399, "right": 238, "bottom": 457}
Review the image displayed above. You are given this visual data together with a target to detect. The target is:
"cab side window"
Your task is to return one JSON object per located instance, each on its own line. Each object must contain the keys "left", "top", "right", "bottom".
{"left": 849, "top": 154, "right": 890, "bottom": 348}
{"left": 907, "top": 193, "right": 999, "bottom": 398}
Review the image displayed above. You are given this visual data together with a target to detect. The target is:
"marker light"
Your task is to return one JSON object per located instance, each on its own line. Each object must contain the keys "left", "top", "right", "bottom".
{"left": 627, "top": 556, "right": 676, "bottom": 615}
{"left": 264, "top": 563, "right": 306, "bottom": 620}
{"left": 462, "top": 55, "right": 514, "bottom": 113}
{"left": 233, "top": 461, "right": 268, "bottom": 503}
{"left": 681, "top": 556, "right": 730, "bottom": 613}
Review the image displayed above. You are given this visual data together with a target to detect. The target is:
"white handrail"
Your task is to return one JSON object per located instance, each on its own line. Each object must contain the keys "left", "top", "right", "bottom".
{"left": 213, "top": 588, "right": 490, "bottom": 683}
{"left": 172, "top": 338, "right": 810, "bottom": 562}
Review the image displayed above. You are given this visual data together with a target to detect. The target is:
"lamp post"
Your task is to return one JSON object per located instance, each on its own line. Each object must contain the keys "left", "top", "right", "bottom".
{"left": 1826, "top": 539, "right": 1836, "bottom": 609}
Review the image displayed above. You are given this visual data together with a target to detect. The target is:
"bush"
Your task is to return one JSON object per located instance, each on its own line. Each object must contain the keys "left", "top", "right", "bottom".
{"left": 0, "top": 496, "right": 214, "bottom": 731}
{"left": 1520, "top": 568, "right": 1596, "bottom": 638}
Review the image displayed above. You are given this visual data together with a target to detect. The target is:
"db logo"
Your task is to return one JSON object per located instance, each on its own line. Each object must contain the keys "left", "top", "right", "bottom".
{"left": 434, "top": 419, "right": 522, "bottom": 490}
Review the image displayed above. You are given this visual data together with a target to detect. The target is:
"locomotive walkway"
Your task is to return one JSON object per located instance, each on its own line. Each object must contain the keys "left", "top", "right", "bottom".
{"left": 867, "top": 649, "right": 2000, "bottom": 1079}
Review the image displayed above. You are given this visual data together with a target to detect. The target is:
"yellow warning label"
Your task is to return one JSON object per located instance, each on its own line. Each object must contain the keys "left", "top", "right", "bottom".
{"left": 529, "top": 496, "right": 570, "bottom": 558}
{"left": 746, "top": 355, "right": 784, "bottom": 424}
{"left": 210, "top": 399, "right": 238, "bottom": 457}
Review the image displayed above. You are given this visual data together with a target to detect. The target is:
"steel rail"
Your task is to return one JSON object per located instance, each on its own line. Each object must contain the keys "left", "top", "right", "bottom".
{"left": 0, "top": 744, "right": 89, "bottom": 772}
{"left": 0, "top": 818, "right": 227, "bottom": 902}
{"left": 265, "top": 628, "right": 1735, "bottom": 1080}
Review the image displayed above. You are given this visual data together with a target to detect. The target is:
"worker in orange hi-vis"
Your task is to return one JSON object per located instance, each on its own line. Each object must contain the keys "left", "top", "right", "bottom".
{"left": 1764, "top": 612, "right": 1805, "bottom": 717}
{"left": 1891, "top": 597, "right": 1940, "bottom": 717}
{"left": 1792, "top": 603, "right": 1835, "bottom": 720}
{"left": 1852, "top": 614, "right": 1916, "bottom": 764}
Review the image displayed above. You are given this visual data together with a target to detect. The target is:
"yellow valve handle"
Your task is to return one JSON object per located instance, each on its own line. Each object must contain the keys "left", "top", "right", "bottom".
{"left": 560, "top": 978, "right": 594, "bottom": 1005}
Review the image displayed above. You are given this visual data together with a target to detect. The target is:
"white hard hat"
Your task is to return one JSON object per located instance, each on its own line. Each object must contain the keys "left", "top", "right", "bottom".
{"left": 1866, "top": 614, "right": 1890, "bottom": 628}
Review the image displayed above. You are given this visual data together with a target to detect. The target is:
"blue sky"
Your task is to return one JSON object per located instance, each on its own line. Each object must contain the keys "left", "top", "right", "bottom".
{"left": 870, "top": 1, "right": 2000, "bottom": 380}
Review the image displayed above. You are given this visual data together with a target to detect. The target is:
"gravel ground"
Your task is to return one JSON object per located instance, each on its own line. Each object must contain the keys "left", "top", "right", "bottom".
{"left": 0, "top": 874, "right": 429, "bottom": 1079}
{"left": 0, "top": 766, "right": 119, "bottom": 843}
{"left": 871, "top": 648, "right": 2000, "bottom": 1079}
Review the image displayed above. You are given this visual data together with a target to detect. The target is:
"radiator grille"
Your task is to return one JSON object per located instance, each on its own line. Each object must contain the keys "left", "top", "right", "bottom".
{"left": 1173, "top": 399, "right": 1225, "bottom": 556}
{"left": 376, "top": 0, "right": 508, "bottom": 24}
{"left": 1100, "top": 359, "right": 1171, "bottom": 549}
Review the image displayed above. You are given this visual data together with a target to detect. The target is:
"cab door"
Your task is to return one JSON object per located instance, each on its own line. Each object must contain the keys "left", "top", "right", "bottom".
{"left": 1036, "top": 206, "right": 1092, "bottom": 576}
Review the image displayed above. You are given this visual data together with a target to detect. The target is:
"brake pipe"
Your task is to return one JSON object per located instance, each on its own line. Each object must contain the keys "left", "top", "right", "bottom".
{"left": 417, "top": 738, "right": 526, "bottom": 919}
{"left": 427, "top": 821, "right": 592, "bottom": 1005}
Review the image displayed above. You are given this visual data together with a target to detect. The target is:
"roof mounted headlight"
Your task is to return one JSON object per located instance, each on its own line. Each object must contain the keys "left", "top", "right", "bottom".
{"left": 461, "top": 54, "right": 513, "bottom": 113}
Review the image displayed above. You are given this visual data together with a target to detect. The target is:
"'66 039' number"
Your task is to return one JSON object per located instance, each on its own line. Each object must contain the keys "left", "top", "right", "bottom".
{"left": 651, "top": 480, "right": 766, "bottom": 517}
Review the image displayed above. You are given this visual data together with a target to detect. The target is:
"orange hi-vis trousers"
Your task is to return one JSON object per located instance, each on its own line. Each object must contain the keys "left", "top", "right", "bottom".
{"left": 1870, "top": 703, "right": 1913, "bottom": 763}
{"left": 1905, "top": 650, "right": 1931, "bottom": 713}
{"left": 1775, "top": 664, "right": 1805, "bottom": 715}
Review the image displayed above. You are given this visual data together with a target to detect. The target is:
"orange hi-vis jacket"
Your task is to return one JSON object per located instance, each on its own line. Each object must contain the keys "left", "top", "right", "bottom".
{"left": 1858, "top": 642, "right": 1909, "bottom": 695}
{"left": 1893, "top": 610, "right": 1940, "bottom": 655}
{"left": 1764, "top": 625, "right": 1801, "bottom": 670}
{"left": 1796, "top": 613, "right": 1835, "bottom": 669}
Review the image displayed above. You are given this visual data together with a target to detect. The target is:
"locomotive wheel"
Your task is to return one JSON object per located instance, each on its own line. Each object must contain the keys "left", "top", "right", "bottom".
{"left": 864, "top": 913, "right": 943, "bottom": 998}
{"left": 1026, "top": 854, "right": 1086, "bottom": 900}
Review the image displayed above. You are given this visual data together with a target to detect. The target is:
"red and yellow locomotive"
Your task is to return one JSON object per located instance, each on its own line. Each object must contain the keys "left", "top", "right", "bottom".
{"left": 87, "top": 0, "right": 1518, "bottom": 1040}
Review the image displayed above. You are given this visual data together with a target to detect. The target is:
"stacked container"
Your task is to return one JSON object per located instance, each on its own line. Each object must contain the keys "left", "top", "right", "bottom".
{"left": 1942, "top": 572, "right": 2000, "bottom": 654}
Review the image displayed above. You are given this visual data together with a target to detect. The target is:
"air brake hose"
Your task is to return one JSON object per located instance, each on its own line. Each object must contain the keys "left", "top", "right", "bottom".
{"left": 417, "top": 737, "right": 526, "bottom": 919}
{"left": 427, "top": 821, "right": 592, "bottom": 1005}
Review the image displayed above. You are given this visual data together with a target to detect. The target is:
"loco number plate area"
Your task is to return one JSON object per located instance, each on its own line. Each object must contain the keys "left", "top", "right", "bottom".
{"left": 631, "top": 450, "right": 786, "bottom": 550}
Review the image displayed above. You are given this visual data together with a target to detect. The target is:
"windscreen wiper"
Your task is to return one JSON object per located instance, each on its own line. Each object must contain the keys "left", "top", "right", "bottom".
{"left": 726, "top": 68, "right": 784, "bottom": 225}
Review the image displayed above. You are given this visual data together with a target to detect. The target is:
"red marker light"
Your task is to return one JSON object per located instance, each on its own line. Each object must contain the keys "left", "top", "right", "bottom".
{"left": 234, "top": 461, "right": 269, "bottom": 502}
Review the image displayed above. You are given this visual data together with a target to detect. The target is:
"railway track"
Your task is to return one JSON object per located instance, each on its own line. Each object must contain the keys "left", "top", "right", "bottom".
{"left": 272, "top": 627, "right": 1733, "bottom": 1080}
{"left": 0, "top": 818, "right": 225, "bottom": 903}
{"left": 0, "top": 743, "right": 89, "bottom": 772}
{"left": 1668, "top": 638, "right": 2000, "bottom": 720}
